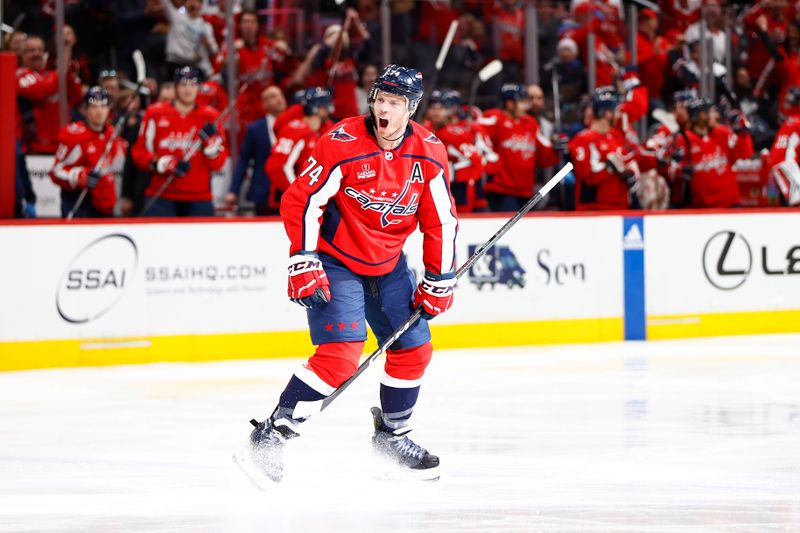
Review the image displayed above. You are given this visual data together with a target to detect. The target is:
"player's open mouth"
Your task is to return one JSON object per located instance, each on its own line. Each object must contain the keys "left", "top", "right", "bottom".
{"left": 379, "top": 118, "right": 389, "bottom": 128}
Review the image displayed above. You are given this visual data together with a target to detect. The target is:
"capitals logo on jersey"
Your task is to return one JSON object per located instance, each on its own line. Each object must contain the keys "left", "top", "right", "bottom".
{"left": 344, "top": 161, "right": 426, "bottom": 228}
{"left": 328, "top": 125, "right": 357, "bottom": 142}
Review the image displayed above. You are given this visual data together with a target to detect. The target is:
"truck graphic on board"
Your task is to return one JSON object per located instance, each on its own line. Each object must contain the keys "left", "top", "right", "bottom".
{"left": 468, "top": 245, "right": 526, "bottom": 290}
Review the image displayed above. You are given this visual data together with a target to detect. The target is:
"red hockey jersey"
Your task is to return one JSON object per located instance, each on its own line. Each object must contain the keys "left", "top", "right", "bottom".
{"left": 479, "top": 110, "right": 559, "bottom": 198}
{"left": 672, "top": 126, "right": 749, "bottom": 208}
{"left": 50, "top": 121, "right": 124, "bottom": 214}
{"left": 265, "top": 118, "right": 321, "bottom": 207}
{"left": 280, "top": 116, "right": 458, "bottom": 277}
{"left": 568, "top": 127, "right": 634, "bottom": 211}
{"left": 16, "top": 65, "right": 82, "bottom": 153}
{"left": 131, "top": 102, "right": 227, "bottom": 202}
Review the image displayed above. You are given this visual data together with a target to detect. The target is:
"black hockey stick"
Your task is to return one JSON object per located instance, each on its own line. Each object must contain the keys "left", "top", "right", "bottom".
{"left": 319, "top": 161, "right": 574, "bottom": 412}
{"left": 67, "top": 50, "right": 147, "bottom": 220}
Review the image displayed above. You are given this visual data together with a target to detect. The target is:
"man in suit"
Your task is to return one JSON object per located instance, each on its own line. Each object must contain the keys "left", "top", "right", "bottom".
{"left": 226, "top": 85, "right": 287, "bottom": 215}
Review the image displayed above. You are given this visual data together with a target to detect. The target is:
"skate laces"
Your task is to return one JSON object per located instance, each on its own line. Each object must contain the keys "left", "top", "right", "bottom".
{"left": 388, "top": 433, "right": 427, "bottom": 461}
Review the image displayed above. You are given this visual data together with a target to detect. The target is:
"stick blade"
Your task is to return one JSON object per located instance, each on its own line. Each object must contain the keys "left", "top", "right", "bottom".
{"left": 478, "top": 59, "right": 503, "bottom": 83}
{"left": 132, "top": 50, "right": 146, "bottom": 83}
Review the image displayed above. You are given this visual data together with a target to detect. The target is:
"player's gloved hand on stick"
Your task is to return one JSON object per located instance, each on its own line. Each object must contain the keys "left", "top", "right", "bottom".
{"left": 728, "top": 110, "right": 748, "bottom": 133}
{"left": 155, "top": 155, "right": 190, "bottom": 177}
{"left": 287, "top": 252, "right": 331, "bottom": 308}
{"left": 86, "top": 170, "right": 102, "bottom": 189}
{"left": 551, "top": 133, "right": 569, "bottom": 155}
{"left": 413, "top": 271, "right": 455, "bottom": 320}
{"left": 199, "top": 122, "right": 224, "bottom": 158}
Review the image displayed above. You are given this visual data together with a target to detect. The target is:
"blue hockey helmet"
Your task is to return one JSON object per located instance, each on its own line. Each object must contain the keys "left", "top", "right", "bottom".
{"left": 174, "top": 66, "right": 202, "bottom": 84}
{"left": 686, "top": 97, "right": 713, "bottom": 120}
{"left": 303, "top": 86, "right": 333, "bottom": 115}
{"left": 429, "top": 89, "right": 460, "bottom": 109}
{"left": 499, "top": 83, "right": 526, "bottom": 103}
{"left": 368, "top": 64, "right": 424, "bottom": 115}
{"left": 291, "top": 88, "right": 307, "bottom": 105}
{"left": 673, "top": 88, "right": 697, "bottom": 105}
{"left": 83, "top": 86, "right": 110, "bottom": 107}
{"left": 786, "top": 86, "right": 800, "bottom": 107}
{"left": 591, "top": 86, "right": 619, "bottom": 115}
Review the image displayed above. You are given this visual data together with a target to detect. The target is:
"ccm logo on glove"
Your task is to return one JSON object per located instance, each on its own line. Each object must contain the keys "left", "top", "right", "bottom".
{"left": 413, "top": 272, "right": 455, "bottom": 320}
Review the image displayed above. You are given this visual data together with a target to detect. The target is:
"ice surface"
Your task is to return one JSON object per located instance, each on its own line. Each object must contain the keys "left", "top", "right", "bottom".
{"left": 1, "top": 334, "right": 799, "bottom": 532}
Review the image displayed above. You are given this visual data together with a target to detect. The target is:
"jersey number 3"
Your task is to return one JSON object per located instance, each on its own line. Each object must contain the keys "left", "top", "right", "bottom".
{"left": 300, "top": 156, "right": 325, "bottom": 186}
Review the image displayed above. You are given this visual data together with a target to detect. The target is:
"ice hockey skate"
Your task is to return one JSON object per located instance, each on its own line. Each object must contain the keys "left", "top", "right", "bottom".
{"left": 233, "top": 417, "right": 299, "bottom": 488}
{"left": 370, "top": 407, "right": 440, "bottom": 482}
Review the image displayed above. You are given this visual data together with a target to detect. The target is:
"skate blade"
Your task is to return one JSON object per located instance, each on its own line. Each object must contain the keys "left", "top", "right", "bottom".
{"left": 372, "top": 463, "right": 441, "bottom": 483}
{"left": 232, "top": 448, "right": 280, "bottom": 489}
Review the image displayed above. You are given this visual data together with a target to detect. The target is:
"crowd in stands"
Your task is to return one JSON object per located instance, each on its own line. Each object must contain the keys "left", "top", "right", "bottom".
{"left": 4, "top": 0, "right": 800, "bottom": 218}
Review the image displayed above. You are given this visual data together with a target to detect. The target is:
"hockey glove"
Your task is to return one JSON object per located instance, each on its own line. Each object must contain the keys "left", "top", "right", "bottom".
{"left": 198, "top": 122, "right": 218, "bottom": 141}
{"left": 287, "top": 252, "right": 331, "bottom": 308}
{"left": 86, "top": 170, "right": 102, "bottom": 189}
{"left": 155, "top": 156, "right": 190, "bottom": 177}
{"left": 551, "top": 133, "right": 569, "bottom": 155}
{"left": 728, "top": 110, "right": 748, "bottom": 133}
{"left": 413, "top": 272, "right": 455, "bottom": 320}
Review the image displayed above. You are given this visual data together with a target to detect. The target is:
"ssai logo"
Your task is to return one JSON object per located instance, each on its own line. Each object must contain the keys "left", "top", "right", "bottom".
{"left": 56, "top": 234, "right": 138, "bottom": 324}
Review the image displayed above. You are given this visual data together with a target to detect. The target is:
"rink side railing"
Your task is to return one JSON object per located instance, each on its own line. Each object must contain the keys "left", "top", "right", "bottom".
{"left": 1, "top": 209, "right": 799, "bottom": 371}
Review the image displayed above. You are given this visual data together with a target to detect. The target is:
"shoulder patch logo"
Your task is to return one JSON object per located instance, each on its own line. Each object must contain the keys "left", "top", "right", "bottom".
{"left": 328, "top": 125, "right": 357, "bottom": 142}
{"left": 66, "top": 123, "right": 84, "bottom": 134}
{"left": 424, "top": 133, "right": 442, "bottom": 144}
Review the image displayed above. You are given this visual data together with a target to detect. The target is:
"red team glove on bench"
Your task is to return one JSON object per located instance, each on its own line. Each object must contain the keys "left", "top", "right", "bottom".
{"left": 413, "top": 272, "right": 456, "bottom": 320}
{"left": 287, "top": 252, "right": 331, "bottom": 308}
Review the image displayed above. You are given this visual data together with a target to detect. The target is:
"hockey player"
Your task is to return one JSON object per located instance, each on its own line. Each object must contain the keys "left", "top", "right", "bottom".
{"left": 132, "top": 67, "right": 227, "bottom": 216}
{"left": 50, "top": 87, "right": 124, "bottom": 218}
{"left": 669, "top": 98, "right": 750, "bottom": 208}
{"left": 241, "top": 64, "right": 458, "bottom": 484}
{"left": 427, "top": 89, "right": 494, "bottom": 212}
{"left": 480, "top": 83, "right": 559, "bottom": 211}
{"left": 264, "top": 87, "right": 333, "bottom": 210}
{"left": 768, "top": 87, "right": 800, "bottom": 206}
{"left": 568, "top": 86, "right": 638, "bottom": 211}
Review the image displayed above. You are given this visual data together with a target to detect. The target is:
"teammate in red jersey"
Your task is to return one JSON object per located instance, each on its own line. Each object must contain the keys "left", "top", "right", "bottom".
{"left": 669, "top": 98, "right": 749, "bottom": 208}
{"left": 427, "top": 89, "right": 493, "bottom": 212}
{"left": 132, "top": 67, "right": 227, "bottom": 217}
{"left": 480, "top": 83, "right": 560, "bottom": 211}
{"left": 264, "top": 87, "right": 332, "bottom": 210}
{"left": 769, "top": 88, "right": 800, "bottom": 206}
{"left": 240, "top": 65, "right": 458, "bottom": 484}
{"left": 49, "top": 87, "right": 125, "bottom": 218}
{"left": 568, "top": 87, "right": 638, "bottom": 211}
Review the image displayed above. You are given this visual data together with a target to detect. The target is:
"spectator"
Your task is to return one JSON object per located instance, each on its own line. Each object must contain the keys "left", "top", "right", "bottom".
{"left": 161, "top": 0, "right": 219, "bottom": 78}
{"left": 226, "top": 85, "right": 287, "bottom": 215}
{"left": 3, "top": 30, "right": 27, "bottom": 56}
{"left": 356, "top": 63, "right": 379, "bottom": 115}
{"left": 46, "top": 24, "right": 92, "bottom": 89}
{"left": 97, "top": 69, "right": 122, "bottom": 118}
{"left": 16, "top": 35, "right": 83, "bottom": 154}
{"left": 527, "top": 84, "right": 553, "bottom": 138}
{"left": 684, "top": 0, "right": 728, "bottom": 64}
{"left": 290, "top": 9, "right": 371, "bottom": 120}
{"left": 636, "top": 8, "right": 669, "bottom": 109}
{"left": 214, "top": 10, "right": 277, "bottom": 140}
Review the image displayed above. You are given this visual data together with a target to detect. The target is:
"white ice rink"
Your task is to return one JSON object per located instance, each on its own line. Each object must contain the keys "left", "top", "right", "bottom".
{"left": 1, "top": 334, "right": 799, "bottom": 532}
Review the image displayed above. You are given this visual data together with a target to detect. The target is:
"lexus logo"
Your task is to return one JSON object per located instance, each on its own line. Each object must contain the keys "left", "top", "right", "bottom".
{"left": 702, "top": 231, "right": 752, "bottom": 290}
